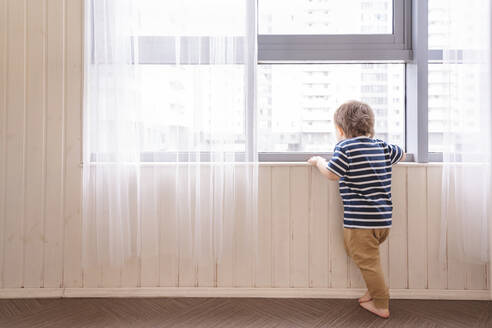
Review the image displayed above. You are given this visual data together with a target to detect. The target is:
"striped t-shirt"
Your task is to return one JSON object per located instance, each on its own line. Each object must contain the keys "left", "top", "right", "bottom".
{"left": 326, "top": 136, "right": 404, "bottom": 229}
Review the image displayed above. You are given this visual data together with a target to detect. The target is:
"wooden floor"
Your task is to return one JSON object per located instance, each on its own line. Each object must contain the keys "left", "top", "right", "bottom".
{"left": 0, "top": 297, "right": 490, "bottom": 328}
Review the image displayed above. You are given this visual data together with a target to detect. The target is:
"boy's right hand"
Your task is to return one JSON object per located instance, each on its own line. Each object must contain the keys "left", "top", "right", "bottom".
{"left": 308, "top": 156, "right": 323, "bottom": 166}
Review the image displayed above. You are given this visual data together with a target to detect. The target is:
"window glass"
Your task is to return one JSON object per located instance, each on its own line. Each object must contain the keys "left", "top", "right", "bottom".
{"left": 259, "top": 0, "right": 393, "bottom": 35}
{"left": 136, "top": 65, "right": 245, "bottom": 152}
{"left": 258, "top": 64, "right": 405, "bottom": 152}
{"left": 428, "top": 0, "right": 482, "bottom": 153}
{"left": 138, "top": 0, "right": 245, "bottom": 36}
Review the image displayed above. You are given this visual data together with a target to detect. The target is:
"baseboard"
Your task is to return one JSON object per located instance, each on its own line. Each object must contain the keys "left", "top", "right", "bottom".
{"left": 1, "top": 287, "right": 490, "bottom": 300}
{"left": 0, "top": 288, "right": 64, "bottom": 298}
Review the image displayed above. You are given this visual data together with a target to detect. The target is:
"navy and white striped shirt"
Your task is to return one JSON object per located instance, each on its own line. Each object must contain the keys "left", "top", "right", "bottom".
{"left": 326, "top": 136, "right": 404, "bottom": 229}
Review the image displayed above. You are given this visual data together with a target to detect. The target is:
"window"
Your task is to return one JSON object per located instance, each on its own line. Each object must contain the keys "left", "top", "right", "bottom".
{"left": 110, "top": 0, "right": 413, "bottom": 162}
{"left": 257, "top": 0, "right": 410, "bottom": 159}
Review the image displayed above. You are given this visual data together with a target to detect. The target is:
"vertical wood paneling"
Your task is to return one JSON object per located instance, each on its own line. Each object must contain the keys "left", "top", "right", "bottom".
{"left": 271, "top": 167, "right": 290, "bottom": 287}
{"left": 328, "top": 179, "right": 348, "bottom": 288}
{"left": 464, "top": 167, "right": 488, "bottom": 291}
{"left": 0, "top": 0, "right": 8, "bottom": 289}
{"left": 445, "top": 167, "right": 466, "bottom": 289}
{"left": 197, "top": 166, "right": 215, "bottom": 287}
{"left": 43, "top": 0, "right": 65, "bottom": 288}
{"left": 3, "top": 0, "right": 26, "bottom": 288}
{"left": 289, "top": 167, "right": 309, "bottom": 287}
{"left": 140, "top": 167, "right": 159, "bottom": 287}
{"left": 100, "top": 176, "right": 121, "bottom": 288}
{"left": 309, "top": 169, "right": 329, "bottom": 288}
{"left": 216, "top": 166, "right": 234, "bottom": 287}
{"left": 233, "top": 165, "right": 254, "bottom": 287}
{"left": 467, "top": 265, "right": 487, "bottom": 290}
{"left": 443, "top": 167, "right": 466, "bottom": 289}
{"left": 407, "top": 167, "right": 428, "bottom": 289}
{"left": 82, "top": 168, "right": 100, "bottom": 288}
{"left": 62, "top": 0, "right": 82, "bottom": 287}
{"left": 177, "top": 166, "right": 196, "bottom": 287}
{"left": 158, "top": 166, "right": 179, "bottom": 287}
{"left": 427, "top": 166, "right": 447, "bottom": 289}
{"left": 23, "top": 0, "right": 46, "bottom": 288}
{"left": 121, "top": 171, "right": 140, "bottom": 287}
{"left": 255, "top": 166, "right": 272, "bottom": 287}
{"left": 389, "top": 166, "right": 408, "bottom": 288}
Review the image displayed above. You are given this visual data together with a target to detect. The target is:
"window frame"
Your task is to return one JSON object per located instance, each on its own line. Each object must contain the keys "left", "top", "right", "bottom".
{"left": 256, "top": 0, "right": 425, "bottom": 162}
{"left": 257, "top": 0, "right": 412, "bottom": 62}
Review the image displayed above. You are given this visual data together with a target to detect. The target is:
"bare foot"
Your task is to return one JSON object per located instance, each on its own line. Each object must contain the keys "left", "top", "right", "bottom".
{"left": 360, "top": 300, "right": 390, "bottom": 319}
{"left": 358, "top": 291, "right": 372, "bottom": 303}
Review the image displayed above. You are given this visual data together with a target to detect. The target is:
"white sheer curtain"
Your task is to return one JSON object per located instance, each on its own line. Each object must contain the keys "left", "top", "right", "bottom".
{"left": 439, "top": 0, "right": 491, "bottom": 264}
{"left": 83, "top": 0, "right": 258, "bottom": 268}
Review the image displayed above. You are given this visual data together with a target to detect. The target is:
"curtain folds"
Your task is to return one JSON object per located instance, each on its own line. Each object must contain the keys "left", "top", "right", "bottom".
{"left": 439, "top": 0, "right": 491, "bottom": 265}
{"left": 83, "top": 0, "right": 258, "bottom": 268}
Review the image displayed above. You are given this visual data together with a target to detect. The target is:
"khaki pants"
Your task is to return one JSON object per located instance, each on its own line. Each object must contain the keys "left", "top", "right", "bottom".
{"left": 343, "top": 227, "right": 390, "bottom": 309}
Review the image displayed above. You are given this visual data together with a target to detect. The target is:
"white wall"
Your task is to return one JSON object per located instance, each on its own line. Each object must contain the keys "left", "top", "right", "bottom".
{"left": 0, "top": 0, "right": 488, "bottom": 298}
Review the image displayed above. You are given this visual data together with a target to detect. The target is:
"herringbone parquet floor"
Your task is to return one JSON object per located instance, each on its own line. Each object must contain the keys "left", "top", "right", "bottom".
{"left": 0, "top": 297, "right": 490, "bottom": 328}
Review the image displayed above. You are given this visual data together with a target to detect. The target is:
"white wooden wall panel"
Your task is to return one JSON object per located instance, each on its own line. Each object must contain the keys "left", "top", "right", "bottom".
{"left": 309, "top": 168, "right": 329, "bottom": 287}
{"left": 177, "top": 166, "right": 196, "bottom": 287}
{"left": 82, "top": 169, "right": 99, "bottom": 288}
{"left": 44, "top": 0, "right": 65, "bottom": 288}
{"left": 217, "top": 166, "right": 234, "bottom": 287}
{"left": 234, "top": 165, "right": 254, "bottom": 287}
{"left": 140, "top": 167, "right": 159, "bottom": 287}
{"left": 121, "top": 171, "right": 140, "bottom": 287}
{"left": 328, "top": 178, "right": 348, "bottom": 288}
{"left": 0, "top": 0, "right": 7, "bottom": 290}
{"left": 445, "top": 167, "right": 467, "bottom": 290}
{"left": 289, "top": 167, "right": 310, "bottom": 287}
{"left": 197, "top": 166, "right": 215, "bottom": 287}
{"left": 388, "top": 166, "right": 408, "bottom": 289}
{"left": 407, "top": 167, "right": 428, "bottom": 289}
{"left": 271, "top": 167, "right": 290, "bottom": 287}
{"left": 427, "top": 166, "right": 447, "bottom": 289}
{"left": 256, "top": 166, "right": 272, "bottom": 287}
{"left": 62, "top": 0, "right": 83, "bottom": 288}
{"left": 24, "top": 0, "right": 47, "bottom": 288}
{"left": 3, "top": 0, "right": 26, "bottom": 288}
{"left": 0, "top": 0, "right": 488, "bottom": 298}
{"left": 158, "top": 166, "right": 179, "bottom": 287}
{"left": 289, "top": 167, "right": 309, "bottom": 288}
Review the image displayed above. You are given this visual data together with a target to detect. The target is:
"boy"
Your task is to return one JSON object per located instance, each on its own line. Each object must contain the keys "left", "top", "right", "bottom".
{"left": 308, "top": 100, "right": 405, "bottom": 319}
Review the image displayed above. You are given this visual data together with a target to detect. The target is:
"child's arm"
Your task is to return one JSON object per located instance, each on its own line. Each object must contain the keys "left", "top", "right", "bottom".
{"left": 308, "top": 156, "right": 340, "bottom": 181}
{"left": 388, "top": 144, "right": 406, "bottom": 164}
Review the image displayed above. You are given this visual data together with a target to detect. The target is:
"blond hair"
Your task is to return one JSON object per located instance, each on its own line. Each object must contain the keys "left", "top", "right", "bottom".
{"left": 334, "top": 100, "right": 375, "bottom": 138}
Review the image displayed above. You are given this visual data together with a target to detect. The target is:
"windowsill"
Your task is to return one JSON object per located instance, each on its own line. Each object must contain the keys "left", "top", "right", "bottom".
{"left": 80, "top": 162, "right": 456, "bottom": 168}
{"left": 258, "top": 162, "right": 445, "bottom": 167}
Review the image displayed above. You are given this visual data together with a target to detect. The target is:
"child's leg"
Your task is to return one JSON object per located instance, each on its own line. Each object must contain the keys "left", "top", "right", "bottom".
{"left": 344, "top": 228, "right": 371, "bottom": 303}
{"left": 344, "top": 228, "right": 390, "bottom": 309}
